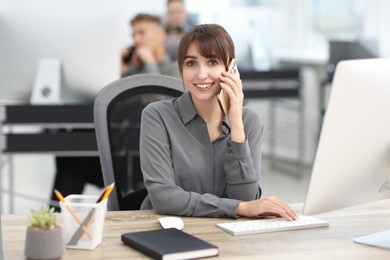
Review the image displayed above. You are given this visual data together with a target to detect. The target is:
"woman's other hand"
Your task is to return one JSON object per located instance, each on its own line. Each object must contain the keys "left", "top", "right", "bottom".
{"left": 236, "top": 196, "right": 298, "bottom": 221}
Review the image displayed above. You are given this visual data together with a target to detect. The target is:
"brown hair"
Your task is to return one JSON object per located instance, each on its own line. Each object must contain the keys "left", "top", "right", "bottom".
{"left": 131, "top": 13, "right": 161, "bottom": 26}
{"left": 167, "top": 0, "right": 184, "bottom": 4}
{"left": 177, "top": 24, "right": 235, "bottom": 76}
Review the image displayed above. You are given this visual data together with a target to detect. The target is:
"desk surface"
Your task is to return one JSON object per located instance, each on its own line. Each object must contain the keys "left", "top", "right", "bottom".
{"left": 2, "top": 199, "right": 390, "bottom": 259}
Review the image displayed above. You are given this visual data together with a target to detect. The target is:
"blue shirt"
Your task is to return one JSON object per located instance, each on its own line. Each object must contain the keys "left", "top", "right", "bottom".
{"left": 140, "top": 91, "right": 263, "bottom": 218}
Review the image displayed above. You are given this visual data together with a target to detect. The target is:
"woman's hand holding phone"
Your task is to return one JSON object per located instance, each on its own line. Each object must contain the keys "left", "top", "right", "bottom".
{"left": 217, "top": 59, "right": 238, "bottom": 115}
{"left": 218, "top": 58, "right": 245, "bottom": 143}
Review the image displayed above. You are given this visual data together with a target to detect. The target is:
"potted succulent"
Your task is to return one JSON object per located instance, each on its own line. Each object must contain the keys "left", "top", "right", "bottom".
{"left": 25, "top": 206, "right": 64, "bottom": 260}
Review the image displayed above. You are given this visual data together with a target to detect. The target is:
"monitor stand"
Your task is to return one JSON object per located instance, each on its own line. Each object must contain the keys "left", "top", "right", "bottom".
{"left": 30, "top": 58, "right": 62, "bottom": 104}
{"left": 379, "top": 181, "right": 390, "bottom": 193}
{"left": 354, "top": 229, "right": 390, "bottom": 250}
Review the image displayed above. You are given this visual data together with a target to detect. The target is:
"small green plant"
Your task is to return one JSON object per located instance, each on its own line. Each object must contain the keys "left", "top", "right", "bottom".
{"left": 28, "top": 206, "right": 57, "bottom": 230}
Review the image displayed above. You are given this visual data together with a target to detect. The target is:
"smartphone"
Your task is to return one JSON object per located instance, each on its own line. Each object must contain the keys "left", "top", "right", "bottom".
{"left": 122, "top": 46, "right": 136, "bottom": 64}
{"left": 217, "top": 58, "right": 238, "bottom": 115}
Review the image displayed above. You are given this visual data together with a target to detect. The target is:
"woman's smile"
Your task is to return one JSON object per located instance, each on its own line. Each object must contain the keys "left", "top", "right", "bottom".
{"left": 194, "top": 82, "right": 214, "bottom": 91}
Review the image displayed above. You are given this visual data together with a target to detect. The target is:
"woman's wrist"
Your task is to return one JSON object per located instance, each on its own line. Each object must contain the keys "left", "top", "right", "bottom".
{"left": 236, "top": 201, "right": 248, "bottom": 217}
{"left": 230, "top": 122, "right": 245, "bottom": 143}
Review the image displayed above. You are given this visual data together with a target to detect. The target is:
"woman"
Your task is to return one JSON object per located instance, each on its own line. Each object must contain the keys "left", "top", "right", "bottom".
{"left": 140, "top": 24, "right": 297, "bottom": 220}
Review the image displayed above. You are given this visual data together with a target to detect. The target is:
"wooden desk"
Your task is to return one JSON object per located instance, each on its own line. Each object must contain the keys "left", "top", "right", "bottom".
{"left": 2, "top": 199, "right": 390, "bottom": 259}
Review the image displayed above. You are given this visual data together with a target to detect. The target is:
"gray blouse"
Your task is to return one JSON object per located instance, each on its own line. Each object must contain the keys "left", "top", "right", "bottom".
{"left": 139, "top": 91, "right": 263, "bottom": 218}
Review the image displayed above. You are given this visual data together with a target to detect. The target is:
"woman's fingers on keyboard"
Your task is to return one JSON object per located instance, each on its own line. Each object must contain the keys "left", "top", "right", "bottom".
{"left": 267, "top": 196, "right": 298, "bottom": 220}
{"left": 244, "top": 196, "right": 297, "bottom": 220}
{"left": 237, "top": 196, "right": 298, "bottom": 220}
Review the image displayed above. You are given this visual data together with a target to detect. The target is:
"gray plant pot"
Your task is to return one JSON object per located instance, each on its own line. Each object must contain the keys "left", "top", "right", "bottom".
{"left": 25, "top": 226, "right": 64, "bottom": 260}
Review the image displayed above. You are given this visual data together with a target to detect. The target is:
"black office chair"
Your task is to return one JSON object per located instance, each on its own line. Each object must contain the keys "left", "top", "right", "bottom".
{"left": 94, "top": 74, "right": 184, "bottom": 211}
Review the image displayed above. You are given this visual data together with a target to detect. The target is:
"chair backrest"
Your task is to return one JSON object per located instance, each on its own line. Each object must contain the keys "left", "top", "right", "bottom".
{"left": 94, "top": 74, "right": 184, "bottom": 210}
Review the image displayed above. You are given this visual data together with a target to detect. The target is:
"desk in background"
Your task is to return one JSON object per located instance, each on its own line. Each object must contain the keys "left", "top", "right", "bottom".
{"left": 0, "top": 104, "right": 96, "bottom": 154}
{"left": 241, "top": 69, "right": 305, "bottom": 167}
{"left": 0, "top": 104, "right": 97, "bottom": 214}
{"left": 2, "top": 199, "right": 390, "bottom": 259}
{"left": 241, "top": 69, "right": 301, "bottom": 99}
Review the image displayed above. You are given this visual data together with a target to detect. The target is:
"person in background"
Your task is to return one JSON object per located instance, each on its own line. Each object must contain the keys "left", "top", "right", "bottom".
{"left": 139, "top": 24, "right": 297, "bottom": 220}
{"left": 166, "top": 0, "right": 192, "bottom": 35}
{"left": 165, "top": 0, "right": 193, "bottom": 60}
{"left": 121, "top": 13, "right": 179, "bottom": 78}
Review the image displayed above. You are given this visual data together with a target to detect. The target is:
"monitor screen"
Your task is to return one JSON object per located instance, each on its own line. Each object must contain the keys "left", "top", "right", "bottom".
{"left": 0, "top": 0, "right": 124, "bottom": 103}
{"left": 304, "top": 58, "right": 390, "bottom": 215}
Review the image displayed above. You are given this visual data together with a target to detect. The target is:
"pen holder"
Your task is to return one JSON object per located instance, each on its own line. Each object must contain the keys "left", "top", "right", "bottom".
{"left": 60, "top": 194, "right": 107, "bottom": 250}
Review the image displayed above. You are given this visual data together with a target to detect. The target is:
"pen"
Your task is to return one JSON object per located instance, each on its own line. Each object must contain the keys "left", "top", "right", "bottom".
{"left": 54, "top": 189, "right": 93, "bottom": 240}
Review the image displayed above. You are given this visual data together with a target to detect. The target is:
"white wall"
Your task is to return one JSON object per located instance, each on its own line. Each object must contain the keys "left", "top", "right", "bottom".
{"left": 364, "top": 0, "right": 390, "bottom": 57}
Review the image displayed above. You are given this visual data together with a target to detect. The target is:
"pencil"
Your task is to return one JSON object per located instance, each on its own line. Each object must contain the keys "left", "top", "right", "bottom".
{"left": 80, "top": 182, "right": 115, "bottom": 239}
{"left": 54, "top": 189, "right": 93, "bottom": 240}
{"left": 95, "top": 182, "right": 115, "bottom": 203}
{"left": 101, "top": 182, "right": 115, "bottom": 202}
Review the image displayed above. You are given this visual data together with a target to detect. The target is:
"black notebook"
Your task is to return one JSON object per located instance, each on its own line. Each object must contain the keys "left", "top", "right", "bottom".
{"left": 121, "top": 228, "right": 218, "bottom": 260}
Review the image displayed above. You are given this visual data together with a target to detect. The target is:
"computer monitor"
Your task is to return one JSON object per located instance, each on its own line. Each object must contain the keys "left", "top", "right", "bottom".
{"left": 0, "top": 0, "right": 124, "bottom": 103}
{"left": 304, "top": 58, "right": 390, "bottom": 215}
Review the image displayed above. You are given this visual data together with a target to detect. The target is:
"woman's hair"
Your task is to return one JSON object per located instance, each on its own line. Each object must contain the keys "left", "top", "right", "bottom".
{"left": 177, "top": 24, "right": 235, "bottom": 76}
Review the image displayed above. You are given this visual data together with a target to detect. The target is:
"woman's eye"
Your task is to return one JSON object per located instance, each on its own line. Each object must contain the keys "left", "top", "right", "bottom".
{"left": 185, "top": 60, "right": 196, "bottom": 67}
{"left": 209, "top": 59, "right": 219, "bottom": 66}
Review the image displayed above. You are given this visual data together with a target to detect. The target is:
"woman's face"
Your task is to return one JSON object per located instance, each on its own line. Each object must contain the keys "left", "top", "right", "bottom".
{"left": 182, "top": 42, "right": 226, "bottom": 103}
